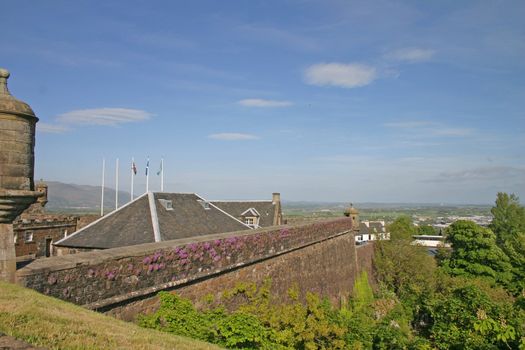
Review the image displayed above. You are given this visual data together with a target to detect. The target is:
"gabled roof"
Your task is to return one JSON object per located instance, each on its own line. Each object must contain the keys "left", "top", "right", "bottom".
{"left": 210, "top": 201, "right": 276, "bottom": 227}
{"left": 240, "top": 207, "right": 260, "bottom": 217}
{"left": 55, "top": 192, "right": 251, "bottom": 249}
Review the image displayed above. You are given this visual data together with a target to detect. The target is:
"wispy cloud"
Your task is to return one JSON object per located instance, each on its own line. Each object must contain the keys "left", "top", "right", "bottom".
{"left": 385, "top": 48, "right": 436, "bottom": 63}
{"left": 56, "top": 108, "right": 152, "bottom": 126}
{"left": 384, "top": 120, "right": 473, "bottom": 137}
{"left": 237, "top": 24, "right": 319, "bottom": 51}
{"left": 383, "top": 121, "right": 434, "bottom": 128}
{"left": 237, "top": 99, "right": 292, "bottom": 107}
{"left": 208, "top": 133, "right": 260, "bottom": 141}
{"left": 429, "top": 166, "right": 525, "bottom": 183}
{"left": 37, "top": 123, "right": 69, "bottom": 134}
{"left": 304, "top": 63, "right": 377, "bottom": 88}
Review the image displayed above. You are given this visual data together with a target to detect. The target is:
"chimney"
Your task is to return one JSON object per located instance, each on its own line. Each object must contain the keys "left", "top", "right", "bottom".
{"left": 272, "top": 192, "right": 282, "bottom": 226}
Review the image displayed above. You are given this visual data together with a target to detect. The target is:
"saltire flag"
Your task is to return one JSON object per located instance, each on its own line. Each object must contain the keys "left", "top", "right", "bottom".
{"left": 145, "top": 158, "right": 149, "bottom": 176}
{"left": 157, "top": 161, "right": 163, "bottom": 176}
{"left": 131, "top": 161, "right": 137, "bottom": 175}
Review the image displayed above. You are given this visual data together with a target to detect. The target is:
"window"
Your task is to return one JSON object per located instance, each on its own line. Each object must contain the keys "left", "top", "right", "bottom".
{"left": 25, "top": 231, "right": 33, "bottom": 242}
{"left": 245, "top": 217, "right": 255, "bottom": 225}
{"left": 198, "top": 200, "right": 210, "bottom": 210}
{"left": 158, "top": 199, "right": 174, "bottom": 211}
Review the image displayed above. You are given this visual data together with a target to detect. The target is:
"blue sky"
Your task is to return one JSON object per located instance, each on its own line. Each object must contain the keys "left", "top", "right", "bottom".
{"left": 3, "top": 0, "right": 524, "bottom": 203}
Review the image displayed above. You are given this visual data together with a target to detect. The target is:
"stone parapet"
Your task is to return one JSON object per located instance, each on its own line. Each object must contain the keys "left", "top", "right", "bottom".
{"left": 16, "top": 218, "right": 353, "bottom": 309}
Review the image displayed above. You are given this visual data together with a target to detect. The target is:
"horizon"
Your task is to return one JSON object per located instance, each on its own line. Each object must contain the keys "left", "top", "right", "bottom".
{"left": 3, "top": 1, "right": 524, "bottom": 203}
{"left": 45, "top": 180, "right": 507, "bottom": 206}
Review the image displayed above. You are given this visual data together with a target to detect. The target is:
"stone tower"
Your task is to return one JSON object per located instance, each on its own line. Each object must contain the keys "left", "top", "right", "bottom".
{"left": 344, "top": 203, "right": 360, "bottom": 231}
{"left": 0, "top": 68, "right": 41, "bottom": 282}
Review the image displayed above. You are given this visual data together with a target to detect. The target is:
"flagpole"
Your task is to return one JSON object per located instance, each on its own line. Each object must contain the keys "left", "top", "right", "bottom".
{"left": 101, "top": 158, "right": 105, "bottom": 217}
{"left": 115, "top": 158, "right": 119, "bottom": 210}
{"left": 131, "top": 157, "right": 134, "bottom": 201}
{"left": 146, "top": 157, "right": 150, "bottom": 193}
{"left": 161, "top": 158, "right": 164, "bottom": 192}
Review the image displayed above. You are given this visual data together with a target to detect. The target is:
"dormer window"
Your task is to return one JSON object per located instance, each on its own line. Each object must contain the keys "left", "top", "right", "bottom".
{"left": 198, "top": 200, "right": 210, "bottom": 210}
{"left": 158, "top": 199, "right": 174, "bottom": 211}
{"left": 245, "top": 217, "right": 255, "bottom": 226}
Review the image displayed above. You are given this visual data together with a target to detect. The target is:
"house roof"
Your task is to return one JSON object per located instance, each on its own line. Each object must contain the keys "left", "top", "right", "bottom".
{"left": 55, "top": 192, "right": 251, "bottom": 249}
{"left": 359, "top": 221, "right": 387, "bottom": 235}
{"left": 210, "top": 201, "right": 277, "bottom": 227}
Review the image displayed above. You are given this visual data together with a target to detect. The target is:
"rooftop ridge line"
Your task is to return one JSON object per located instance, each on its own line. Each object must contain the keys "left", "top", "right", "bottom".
{"left": 55, "top": 192, "right": 149, "bottom": 245}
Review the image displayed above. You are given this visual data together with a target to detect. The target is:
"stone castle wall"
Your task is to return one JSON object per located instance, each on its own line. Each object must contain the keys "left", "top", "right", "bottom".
{"left": 13, "top": 216, "right": 78, "bottom": 258}
{"left": 108, "top": 230, "right": 366, "bottom": 321}
{"left": 16, "top": 218, "right": 366, "bottom": 319}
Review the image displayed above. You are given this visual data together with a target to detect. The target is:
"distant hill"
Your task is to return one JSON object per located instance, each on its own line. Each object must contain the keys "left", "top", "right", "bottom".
{"left": 46, "top": 181, "right": 131, "bottom": 212}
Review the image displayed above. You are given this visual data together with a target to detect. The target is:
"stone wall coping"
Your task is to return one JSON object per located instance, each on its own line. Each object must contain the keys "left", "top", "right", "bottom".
{"left": 17, "top": 218, "right": 351, "bottom": 277}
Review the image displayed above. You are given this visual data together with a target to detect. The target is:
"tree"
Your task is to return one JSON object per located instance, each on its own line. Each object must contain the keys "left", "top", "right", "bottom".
{"left": 388, "top": 216, "right": 417, "bottom": 241}
{"left": 490, "top": 192, "right": 525, "bottom": 244}
{"left": 441, "top": 220, "right": 512, "bottom": 288}
{"left": 374, "top": 240, "right": 437, "bottom": 304}
{"left": 418, "top": 225, "right": 436, "bottom": 236}
{"left": 489, "top": 192, "right": 525, "bottom": 295}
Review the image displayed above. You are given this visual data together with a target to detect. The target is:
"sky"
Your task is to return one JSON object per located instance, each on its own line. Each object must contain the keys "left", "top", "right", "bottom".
{"left": 2, "top": 0, "right": 524, "bottom": 204}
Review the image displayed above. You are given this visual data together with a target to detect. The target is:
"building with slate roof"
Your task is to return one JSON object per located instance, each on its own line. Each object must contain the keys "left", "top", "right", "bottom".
{"left": 211, "top": 192, "right": 282, "bottom": 228}
{"left": 54, "top": 192, "right": 282, "bottom": 253}
{"left": 355, "top": 220, "right": 390, "bottom": 244}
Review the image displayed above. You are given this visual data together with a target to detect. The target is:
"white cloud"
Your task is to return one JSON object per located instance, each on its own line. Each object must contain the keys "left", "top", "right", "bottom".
{"left": 383, "top": 121, "right": 434, "bottom": 128}
{"left": 237, "top": 99, "right": 292, "bottom": 107}
{"left": 37, "top": 123, "right": 69, "bottom": 133}
{"left": 208, "top": 133, "right": 260, "bottom": 141}
{"left": 430, "top": 166, "right": 525, "bottom": 183}
{"left": 384, "top": 120, "right": 473, "bottom": 137}
{"left": 385, "top": 48, "right": 436, "bottom": 63}
{"left": 304, "top": 63, "right": 377, "bottom": 88}
{"left": 56, "top": 108, "right": 152, "bottom": 126}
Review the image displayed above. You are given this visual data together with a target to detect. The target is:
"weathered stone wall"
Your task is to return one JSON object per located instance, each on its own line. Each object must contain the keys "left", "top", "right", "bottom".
{"left": 13, "top": 216, "right": 78, "bottom": 258}
{"left": 108, "top": 231, "right": 362, "bottom": 321}
{"left": 16, "top": 218, "right": 356, "bottom": 315}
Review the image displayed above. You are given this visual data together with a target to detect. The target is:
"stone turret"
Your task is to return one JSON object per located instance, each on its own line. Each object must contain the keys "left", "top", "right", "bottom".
{"left": 344, "top": 203, "right": 359, "bottom": 231}
{"left": 0, "top": 68, "right": 41, "bottom": 282}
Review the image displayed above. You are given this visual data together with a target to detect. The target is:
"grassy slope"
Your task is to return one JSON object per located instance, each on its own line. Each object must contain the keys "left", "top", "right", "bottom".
{"left": 0, "top": 282, "right": 221, "bottom": 350}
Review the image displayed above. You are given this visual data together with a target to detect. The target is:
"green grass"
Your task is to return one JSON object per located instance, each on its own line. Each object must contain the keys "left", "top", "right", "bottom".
{"left": 0, "top": 282, "right": 222, "bottom": 350}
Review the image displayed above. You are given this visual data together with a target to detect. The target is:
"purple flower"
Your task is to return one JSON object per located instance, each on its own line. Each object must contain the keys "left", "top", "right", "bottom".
{"left": 148, "top": 265, "right": 154, "bottom": 272}
{"left": 188, "top": 243, "right": 198, "bottom": 252}
{"left": 143, "top": 256, "right": 152, "bottom": 265}
{"left": 213, "top": 255, "right": 221, "bottom": 262}
{"left": 203, "top": 242, "right": 211, "bottom": 250}
{"left": 106, "top": 272, "right": 116, "bottom": 281}
{"left": 214, "top": 239, "right": 221, "bottom": 246}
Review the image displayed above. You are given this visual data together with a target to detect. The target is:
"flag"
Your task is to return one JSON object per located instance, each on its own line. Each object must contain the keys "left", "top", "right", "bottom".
{"left": 131, "top": 161, "right": 137, "bottom": 175}
{"left": 145, "top": 158, "right": 149, "bottom": 176}
{"left": 157, "top": 160, "right": 163, "bottom": 176}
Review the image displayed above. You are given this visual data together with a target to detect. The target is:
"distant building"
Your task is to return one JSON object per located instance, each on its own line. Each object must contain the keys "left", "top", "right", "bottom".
{"left": 13, "top": 181, "right": 78, "bottom": 261}
{"left": 355, "top": 220, "right": 390, "bottom": 244}
{"left": 54, "top": 192, "right": 282, "bottom": 254}
{"left": 411, "top": 235, "right": 451, "bottom": 248}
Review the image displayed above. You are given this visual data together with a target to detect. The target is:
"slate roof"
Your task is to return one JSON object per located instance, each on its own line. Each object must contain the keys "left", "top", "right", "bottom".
{"left": 55, "top": 192, "right": 251, "bottom": 249}
{"left": 210, "top": 200, "right": 277, "bottom": 227}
